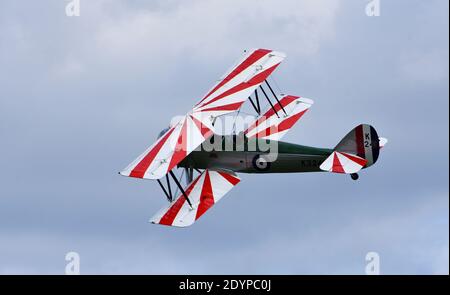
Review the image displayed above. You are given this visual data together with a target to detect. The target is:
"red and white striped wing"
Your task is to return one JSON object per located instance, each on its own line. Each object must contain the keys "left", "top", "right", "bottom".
{"left": 150, "top": 170, "right": 240, "bottom": 227}
{"left": 120, "top": 114, "right": 214, "bottom": 179}
{"left": 244, "top": 95, "right": 313, "bottom": 141}
{"left": 319, "top": 151, "right": 368, "bottom": 174}
{"left": 193, "top": 49, "right": 285, "bottom": 118}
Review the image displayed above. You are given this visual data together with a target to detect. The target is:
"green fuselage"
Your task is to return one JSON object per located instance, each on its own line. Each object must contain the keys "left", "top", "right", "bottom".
{"left": 178, "top": 135, "right": 333, "bottom": 174}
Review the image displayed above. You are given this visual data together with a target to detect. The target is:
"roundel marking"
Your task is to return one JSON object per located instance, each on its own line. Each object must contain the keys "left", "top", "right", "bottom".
{"left": 252, "top": 154, "right": 271, "bottom": 171}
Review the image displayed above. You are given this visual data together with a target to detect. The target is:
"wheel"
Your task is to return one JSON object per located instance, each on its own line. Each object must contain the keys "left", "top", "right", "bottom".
{"left": 351, "top": 173, "right": 359, "bottom": 181}
{"left": 252, "top": 154, "right": 271, "bottom": 171}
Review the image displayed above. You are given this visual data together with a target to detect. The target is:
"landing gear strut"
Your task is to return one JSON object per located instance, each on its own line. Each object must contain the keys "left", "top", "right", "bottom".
{"left": 350, "top": 173, "right": 359, "bottom": 181}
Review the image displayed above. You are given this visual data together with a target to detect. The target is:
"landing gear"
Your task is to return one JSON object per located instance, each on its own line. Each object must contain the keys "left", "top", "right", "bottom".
{"left": 350, "top": 173, "right": 359, "bottom": 181}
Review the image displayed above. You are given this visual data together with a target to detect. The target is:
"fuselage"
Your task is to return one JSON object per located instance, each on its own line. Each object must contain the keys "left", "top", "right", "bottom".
{"left": 178, "top": 135, "right": 333, "bottom": 174}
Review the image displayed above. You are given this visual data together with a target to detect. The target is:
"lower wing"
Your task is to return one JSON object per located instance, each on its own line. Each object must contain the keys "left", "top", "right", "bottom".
{"left": 150, "top": 170, "right": 240, "bottom": 227}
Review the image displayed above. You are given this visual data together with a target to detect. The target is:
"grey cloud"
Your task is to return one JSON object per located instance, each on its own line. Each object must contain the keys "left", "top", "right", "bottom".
{"left": 0, "top": 0, "right": 448, "bottom": 274}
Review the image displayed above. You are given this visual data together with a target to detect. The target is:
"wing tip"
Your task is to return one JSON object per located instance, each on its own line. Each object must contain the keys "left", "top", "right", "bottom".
{"left": 118, "top": 169, "right": 163, "bottom": 180}
{"left": 245, "top": 48, "right": 286, "bottom": 58}
{"left": 298, "top": 97, "right": 314, "bottom": 105}
{"left": 149, "top": 219, "right": 193, "bottom": 228}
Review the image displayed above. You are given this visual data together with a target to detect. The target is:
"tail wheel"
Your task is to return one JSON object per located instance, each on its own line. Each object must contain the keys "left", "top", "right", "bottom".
{"left": 252, "top": 154, "right": 271, "bottom": 171}
{"left": 351, "top": 173, "right": 359, "bottom": 181}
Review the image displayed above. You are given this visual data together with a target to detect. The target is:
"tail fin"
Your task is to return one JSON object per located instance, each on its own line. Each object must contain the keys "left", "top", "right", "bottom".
{"left": 335, "top": 124, "right": 380, "bottom": 166}
{"left": 320, "top": 124, "right": 380, "bottom": 174}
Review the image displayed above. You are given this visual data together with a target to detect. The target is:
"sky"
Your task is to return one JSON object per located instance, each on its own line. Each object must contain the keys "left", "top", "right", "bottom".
{"left": 0, "top": 0, "right": 448, "bottom": 274}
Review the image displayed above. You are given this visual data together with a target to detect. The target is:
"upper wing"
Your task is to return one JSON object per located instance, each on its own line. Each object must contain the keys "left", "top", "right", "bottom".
{"left": 193, "top": 49, "right": 286, "bottom": 118}
{"left": 244, "top": 95, "right": 313, "bottom": 141}
{"left": 120, "top": 114, "right": 214, "bottom": 179}
{"left": 150, "top": 170, "right": 240, "bottom": 227}
{"left": 120, "top": 49, "right": 285, "bottom": 180}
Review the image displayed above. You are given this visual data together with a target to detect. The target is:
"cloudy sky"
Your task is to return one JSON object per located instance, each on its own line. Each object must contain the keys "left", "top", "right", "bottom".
{"left": 0, "top": 0, "right": 448, "bottom": 274}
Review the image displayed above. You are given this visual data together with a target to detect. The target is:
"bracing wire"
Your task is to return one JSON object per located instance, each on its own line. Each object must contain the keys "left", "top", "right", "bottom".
{"left": 172, "top": 168, "right": 185, "bottom": 198}
{"left": 269, "top": 75, "right": 284, "bottom": 95}
{"left": 232, "top": 108, "right": 241, "bottom": 134}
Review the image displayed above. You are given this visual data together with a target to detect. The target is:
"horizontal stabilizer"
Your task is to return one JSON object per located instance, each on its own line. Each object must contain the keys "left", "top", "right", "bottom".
{"left": 150, "top": 170, "right": 240, "bottom": 227}
{"left": 319, "top": 151, "right": 367, "bottom": 174}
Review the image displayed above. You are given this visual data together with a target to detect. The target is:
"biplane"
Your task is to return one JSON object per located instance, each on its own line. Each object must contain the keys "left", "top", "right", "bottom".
{"left": 119, "top": 49, "right": 387, "bottom": 227}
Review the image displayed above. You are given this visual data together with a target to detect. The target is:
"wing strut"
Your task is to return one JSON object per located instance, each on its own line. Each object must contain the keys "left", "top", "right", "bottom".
{"left": 248, "top": 89, "right": 261, "bottom": 115}
{"left": 265, "top": 80, "right": 287, "bottom": 116}
{"left": 185, "top": 167, "right": 194, "bottom": 185}
{"left": 157, "top": 178, "right": 172, "bottom": 202}
{"left": 166, "top": 174, "right": 173, "bottom": 200}
{"left": 169, "top": 170, "right": 193, "bottom": 208}
{"left": 259, "top": 85, "right": 280, "bottom": 118}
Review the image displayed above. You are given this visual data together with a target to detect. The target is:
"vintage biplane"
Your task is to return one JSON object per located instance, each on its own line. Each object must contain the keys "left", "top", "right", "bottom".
{"left": 119, "top": 49, "right": 387, "bottom": 227}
